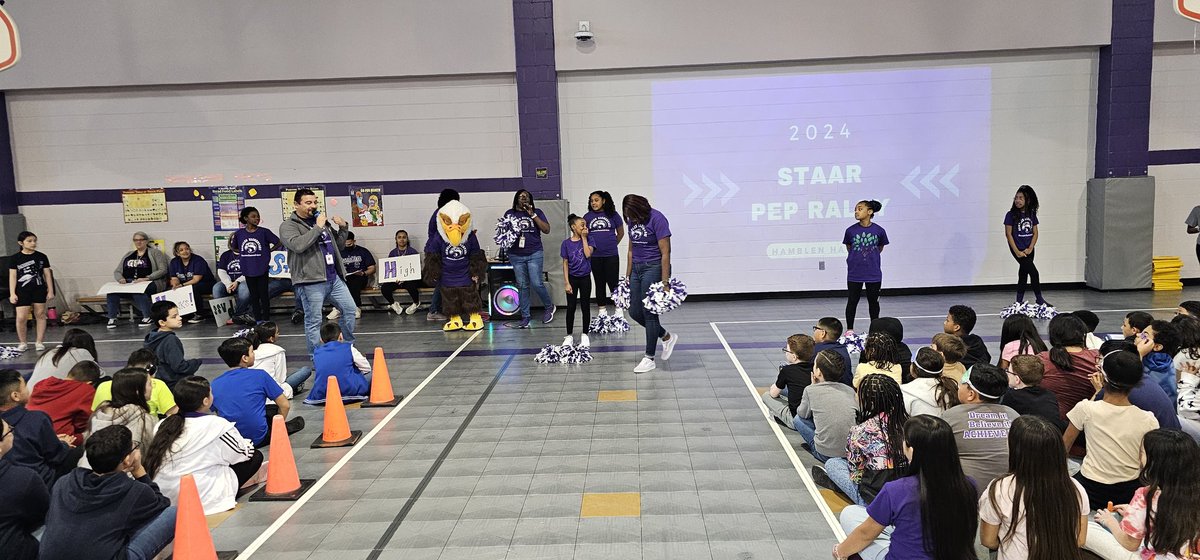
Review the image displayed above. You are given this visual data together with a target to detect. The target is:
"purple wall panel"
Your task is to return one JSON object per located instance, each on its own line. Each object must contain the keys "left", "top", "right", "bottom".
{"left": 1094, "top": 0, "right": 1154, "bottom": 178}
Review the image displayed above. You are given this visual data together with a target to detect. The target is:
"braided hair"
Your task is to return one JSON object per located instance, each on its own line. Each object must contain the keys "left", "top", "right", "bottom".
{"left": 856, "top": 374, "right": 910, "bottom": 467}
{"left": 862, "top": 332, "right": 899, "bottom": 371}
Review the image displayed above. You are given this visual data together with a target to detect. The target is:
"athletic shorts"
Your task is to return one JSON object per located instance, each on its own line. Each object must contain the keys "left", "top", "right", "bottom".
{"left": 13, "top": 286, "right": 47, "bottom": 307}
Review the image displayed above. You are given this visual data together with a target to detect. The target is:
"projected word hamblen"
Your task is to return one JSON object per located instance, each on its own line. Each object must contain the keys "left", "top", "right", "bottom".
{"left": 777, "top": 165, "right": 862, "bottom": 186}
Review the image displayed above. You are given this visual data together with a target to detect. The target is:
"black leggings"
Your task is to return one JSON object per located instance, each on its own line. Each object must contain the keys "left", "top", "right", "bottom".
{"left": 1011, "top": 247, "right": 1042, "bottom": 301}
{"left": 230, "top": 449, "right": 265, "bottom": 487}
{"left": 590, "top": 255, "right": 620, "bottom": 308}
{"left": 846, "top": 281, "right": 881, "bottom": 331}
{"left": 566, "top": 274, "right": 592, "bottom": 335}
{"left": 346, "top": 274, "right": 369, "bottom": 308}
{"left": 245, "top": 274, "right": 271, "bottom": 321}
{"left": 382, "top": 280, "right": 422, "bottom": 305}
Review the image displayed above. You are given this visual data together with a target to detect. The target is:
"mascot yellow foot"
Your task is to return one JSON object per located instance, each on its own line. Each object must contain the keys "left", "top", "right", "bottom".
{"left": 442, "top": 315, "right": 465, "bottom": 331}
{"left": 463, "top": 313, "right": 484, "bottom": 331}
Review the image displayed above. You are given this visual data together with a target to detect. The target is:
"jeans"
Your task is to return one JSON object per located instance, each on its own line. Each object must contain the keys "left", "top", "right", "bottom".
{"left": 294, "top": 276, "right": 356, "bottom": 356}
{"left": 430, "top": 285, "right": 442, "bottom": 314}
{"left": 212, "top": 281, "right": 252, "bottom": 316}
{"left": 824, "top": 457, "right": 865, "bottom": 506}
{"left": 839, "top": 505, "right": 891, "bottom": 560}
{"left": 268, "top": 278, "right": 303, "bottom": 312}
{"left": 106, "top": 283, "right": 158, "bottom": 320}
{"left": 509, "top": 251, "right": 553, "bottom": 321}
{"left": 793, "top": 417, "right": 833, "bottom": 463}
{"left": 125, "top": 505, "right": 177, "bottom": 560}
{"left": 628, "top": 261, "right": 667, "bottom": 357}
{"left": 285, "top": 366, "right": 313, "bottom": 391}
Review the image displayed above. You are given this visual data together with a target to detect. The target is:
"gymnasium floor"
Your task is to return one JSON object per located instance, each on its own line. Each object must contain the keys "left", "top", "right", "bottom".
{"left": 12, "top": 287, "right": 1196, "bottom": 559}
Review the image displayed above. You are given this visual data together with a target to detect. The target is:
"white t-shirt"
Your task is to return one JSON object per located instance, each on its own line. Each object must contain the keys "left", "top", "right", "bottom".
{"left": 1067, "top": 400, "right": 1159, "bottom": 484}
{"left": 979, "top": 475, "right": 1090, "bottom": 560}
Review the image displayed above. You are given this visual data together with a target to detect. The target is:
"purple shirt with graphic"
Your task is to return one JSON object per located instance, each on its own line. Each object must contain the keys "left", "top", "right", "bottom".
{"left": 584, "top": 210, "right": 623, "bottom": 258}
{"left": 218, "top": 251, "right": 243, "bottom": 282}
{"left": 842, "top": 222, "right": 888, "bottom": 283}
{"left": 627, "top": 209, "right": 672, "bottom": 264}
{"left": 168, "top": 256, "right": 213, "bottom": 285}
{"left": 560, "top": 238, "right": 592, "bottom": 278}
{"left": 425, "top": 233, "right": 480, "bottom": 288}
{"left": 388, "top": 246, "right": 418, "bottom": 258}
{"left": 504, "top": 208, "right": 548, "bottom": 256}
{"left": 339, "top": 245, "right": 376, "bottom": 275}
{"left": 1003, "top": 210, "right": 1038, "bottom": 252}
{"left": 231, "top": 227, "right": 280, "bottom": 277}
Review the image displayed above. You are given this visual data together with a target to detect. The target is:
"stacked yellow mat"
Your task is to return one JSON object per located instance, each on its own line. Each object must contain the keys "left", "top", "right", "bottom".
{"left": 1153, "top": 256, "right": 1184, "bottom": 291}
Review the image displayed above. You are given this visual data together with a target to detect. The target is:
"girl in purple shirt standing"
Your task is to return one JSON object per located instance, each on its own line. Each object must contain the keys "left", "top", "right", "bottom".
{"left": 231, "top": 207, "right": 282, "bottom": 322}
{"left": 623, "top": 194, "right": 679, "bottom": 374}
{"left": 843, "top": 200, "right": 889, "bottom": 333}
{"left": 584, "top": 190, "right": 624, "bottom": 321}
{"left": 1004, "top": 185, "right": 1046, "bottom": 305}
{"left": 560, "top": 214, "right": 593, "bottom": 348}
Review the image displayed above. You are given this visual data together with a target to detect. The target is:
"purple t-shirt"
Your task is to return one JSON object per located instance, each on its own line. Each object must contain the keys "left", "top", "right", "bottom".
{"left": 232, "top": 227, "right": 280, "bottom": 277}
{"left": 627, "top": 209, "right": 671, "bottom": 264}
{"left": 560, "top": 238, "right": 592, "bottom": 278}
{"left": 339, "top": 245, "right": 376, "bottom": 275}
{"left": 388, "top": 246, "right": 418, "bottom": 258}
{"left": 425, "top": 233, "right": 480, "bottom": 288}
{"left": 843, "top": 222, "right": 888, "bottom": 283}
{"left": 1003, "top": 210, "right": 1038, "bottom": 252}
{"left": 168, "top": 256, "right": 213, "bottom": 285}
{"left": 584, "top": 210, "right": 623, "bottom": 258}
{"left": 217, "top": 251, "right": 243, "bottom": 282}
{"left": 505, "top": 208, "right": 548, "bottom": 256}
{"left": 865, "top": 476, "right": 931, "bottom": 560}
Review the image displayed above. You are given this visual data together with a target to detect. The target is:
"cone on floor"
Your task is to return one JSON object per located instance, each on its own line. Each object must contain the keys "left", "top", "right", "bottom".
{"left": 250, "top": 415, "right": 316, "bottom": 501}
{"left": 173, "top": 474, "right": 238, "bottom": 559}
{"left": 362, "top": 347, "right": 403, "bottom": 407}
{"left": 311, "top": 376, "right": 363, "bottom": 448}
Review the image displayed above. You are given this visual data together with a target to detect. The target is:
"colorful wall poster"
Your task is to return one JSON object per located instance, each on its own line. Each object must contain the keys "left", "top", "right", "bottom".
{"left": 280, "top": 186, "right": 326, "bottom": 219}
{"left": 351, "top": 186, "right": 384, "bottom": 227}
{"left": 122, "top": 188, "right": 168, "bottom": 223}
{"left": 211, "top": 186, "right": 245, "bottom": 231}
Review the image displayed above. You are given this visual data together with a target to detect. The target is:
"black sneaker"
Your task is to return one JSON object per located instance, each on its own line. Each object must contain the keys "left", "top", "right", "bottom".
{"left": 290, "top": 310, "right": 304, "bottom": 325}
{"left": 810, "top": 465, "right": 836, "bottom": 492}
{"left": 137, "top": 318, "right": 153, "bottom": 327}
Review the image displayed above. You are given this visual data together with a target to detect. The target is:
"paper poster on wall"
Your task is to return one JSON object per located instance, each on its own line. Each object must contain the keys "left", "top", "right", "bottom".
{"left": 351, "top": 186, "right": 384, "bottom": 227}
{"left": 377, "top": 254, "right": 421, "bottom": 284}
{"left": 211, "top": 186, "right": 245, "bottom": 231}
{"left": 122, "top": 189, "right": 168, "bottom": 223}
{"left": 151, "top": 285, "right": 197, "bottom": 315}
{"left": 280, "top": 186, "right": 325, "bottom": 219}
{"left": 213, "top": 235, "right": 230, "bottom": 262}
{"left": 148, "top": 239, "right": 167, "bottom": 254}
{"left": 268, "top": 251, "right": 290, "bottom": 279}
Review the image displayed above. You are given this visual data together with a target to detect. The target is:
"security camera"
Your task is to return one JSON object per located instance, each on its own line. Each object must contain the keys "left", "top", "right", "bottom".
{"left": 575, "top": 21, "right": 593, "bottom": 42}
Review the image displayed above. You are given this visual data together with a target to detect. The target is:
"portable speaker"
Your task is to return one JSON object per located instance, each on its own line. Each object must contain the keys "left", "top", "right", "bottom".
{"left": 487, "top": 263, "right": 520, "bottom": 319}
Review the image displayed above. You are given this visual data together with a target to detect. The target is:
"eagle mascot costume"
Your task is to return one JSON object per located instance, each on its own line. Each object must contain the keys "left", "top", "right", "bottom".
{"left": 423, "top": 199, "right": 488, "bottom": 331}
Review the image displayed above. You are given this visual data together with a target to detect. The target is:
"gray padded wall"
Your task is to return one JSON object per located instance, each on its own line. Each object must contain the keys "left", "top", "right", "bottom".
{"left": 1085, "top": 177, "right": 1155, "bottom": 290}
{"left": 537, "top": 199, "right": 570, "bottom": 307}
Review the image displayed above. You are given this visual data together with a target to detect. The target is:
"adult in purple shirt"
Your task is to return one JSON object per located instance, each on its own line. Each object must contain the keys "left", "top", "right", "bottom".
{"left": 1004, "top": 184, "right": 1047, "bottom": 305}
{"left": 381, "top": 229, "right": 424, "bottom": 315}
{"left": 836, "top": 415, "right": 979, "bottom": 560}
{"left": 623, "top": 194, "right": 679, "bottom": 374}
{"left": 584, "top": 190, "right": 624, "bottom": 319}
{"left": 842, "top": 199, "right": 888, "bottom": 332}
{"left": 504, "top": 189, "right": 555, "bottom": 329}
{"left": 425, "top": 189, "right": 458, "bottom": 322}
{"left": 231, "top": 207, "right": 282, "bottom": 322}
{"left": 167, "top": 241, "right": 215, "bottom": 324}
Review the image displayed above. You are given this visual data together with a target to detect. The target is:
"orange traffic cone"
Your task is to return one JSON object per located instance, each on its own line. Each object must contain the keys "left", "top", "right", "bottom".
{"left": 173, "top": 474, "right": 222, "bottom": 559}
{"left": 362, "top": 347, "right": 403, "bottom": 407}
{"left": 311, "top": 376, "right": 363, "bottom": 448}
{"left": 250, "top": 415, "right": 316, "bottom": 501}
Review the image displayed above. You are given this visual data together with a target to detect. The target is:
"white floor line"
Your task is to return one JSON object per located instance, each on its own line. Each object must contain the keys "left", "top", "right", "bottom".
{"left": 235, "top": 330, "right": 481, "bottom": 559}
{"left": 709, "top": 322, "right": 846, "bottom": 542}
{"left": 93, "top": 328, "right": 447, "bottom": 344}
{"left": 712, "top": 307, "right": 1180, "bottom": 325}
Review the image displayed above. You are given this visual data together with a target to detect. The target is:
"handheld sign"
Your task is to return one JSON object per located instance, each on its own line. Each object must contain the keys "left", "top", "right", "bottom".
{"left": 268, "top": 251, "right": 290, "bottom": 279}
{"left": 208, "top": 296, "right": 235, "bottom": 327}
{"left": 377, "top": 254, "right": 422, "bottom": 285}
{"left": 97, "top": 281, "right": 153, "bottom": 295}
{"left": 151, "top": 286, "right": 198, "bottom": 316}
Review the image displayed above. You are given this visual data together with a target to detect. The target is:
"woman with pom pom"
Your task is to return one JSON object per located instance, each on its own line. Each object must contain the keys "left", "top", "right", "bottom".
{"left": 585, "top": 191, "right": 626, "bottom": 332}
{"left": 623, "top": 194, "right": 679, "bottom": 374}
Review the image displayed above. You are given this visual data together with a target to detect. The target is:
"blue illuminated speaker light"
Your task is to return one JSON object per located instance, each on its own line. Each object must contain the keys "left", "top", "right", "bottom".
{"left": 492, "top": 284, "right": 520, "bottom": 317}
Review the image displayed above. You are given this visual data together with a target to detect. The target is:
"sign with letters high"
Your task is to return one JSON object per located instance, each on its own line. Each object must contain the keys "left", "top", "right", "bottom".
{"left": 377, "top": 254, "right": 422, "bottom": 284}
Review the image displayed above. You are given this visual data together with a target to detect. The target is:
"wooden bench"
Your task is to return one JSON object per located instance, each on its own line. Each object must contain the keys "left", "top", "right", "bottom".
{"left": 80, "top": 286, "right": 439, "bottom": 315}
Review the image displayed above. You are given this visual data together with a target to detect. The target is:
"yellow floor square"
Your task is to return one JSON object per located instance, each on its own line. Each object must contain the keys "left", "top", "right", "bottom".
{"left": 597, "top": 390, "right": 637, "bottom": 402}
{"left": 206, "top": 504, "right": 240, "bottom": 529}
{"left": 580, "top": 492, "right": 641, "bottom": 517}
{"left": 819, "top": 488, "right": 853, "bottom": 516}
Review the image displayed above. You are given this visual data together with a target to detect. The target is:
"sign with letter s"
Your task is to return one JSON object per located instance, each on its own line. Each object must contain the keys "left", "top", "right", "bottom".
{"left": 268, "top": 251, "right": 290, "bottom": 279}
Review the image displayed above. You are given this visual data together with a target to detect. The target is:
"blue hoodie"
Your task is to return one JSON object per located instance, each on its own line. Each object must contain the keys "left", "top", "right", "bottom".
{"left": 1143, "top": 352, "right": 1177, "bottom": 404}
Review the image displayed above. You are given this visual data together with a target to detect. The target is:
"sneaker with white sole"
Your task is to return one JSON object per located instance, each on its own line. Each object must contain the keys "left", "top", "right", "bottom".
{"left": 634, "top": 356, "right": 656, "bottom": 373}
{"left": 810, "top": 465, "right": 836, "bottom": 492}
{"left": 562, "top": 335, "right": 574, "bottom": 347}
{"left": 137, "top": 318, "right": 153, "bottom": 327}
{"left": 354, "top": 307, "right": 361, "bottom": 319}
{"left": 661, "top": 333, "right": 679, "bottom": 360}
{"left": 427, "top": 312, "right": 448, "bottom": 321}
{"left": 107, "top": 319, "right": 118, "bottom": 329}
{"left": 404, "top": 302, "right": 419, "bottom": 315}
{"left": 34, "top": 344, "right": 46, "bottom": 352}
{"left": 14, "top": 343, "right": 26, "bottom": 352}
{"left": 390, "top": 301, "right": 404, "bottom": 314}
{"left": 579, "top": 334, "right": 590, "bottom": 348}
{"left": 327, "top": 308, "right": 340, "bottom": 320}
{"left": 598, "top": 307, "right": 608, "bottom": 317}
{"left": 542, "top": 306, "right": 556, "bottom": 324}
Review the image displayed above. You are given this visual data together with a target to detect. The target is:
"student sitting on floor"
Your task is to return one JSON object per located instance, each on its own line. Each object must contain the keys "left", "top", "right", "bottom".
{"left": 795, "top": 350, "right": 857, "bottom": 462}
{"left": 1072, "top": 309, "right": 1104, "bottom": 351}
{"left": 1094, "top": 340, "right": 1180, "bottom": 432}
{"left": 143, "top": 300, "right": 201, "bottom": 390}
{"left": 943, "top": 363, "right": 1020, "bottom": 498}
{"left": 1136, "top": 319, "right": 1180, "bottom": 403}
{"left": 815, "top": 374, "right": 909, "bottom": 507}
{"left": 94, "top": 348, "right": 178, "bottom": 417}
{"left": 812, "top": 316, "right": 852, "bottom": 386}
{"left": 27, "top": 360, "right": 100, "bottom": 442}
{"left": 1122, "top": 311, "right": 1154, "bottom": 344}
{"left": 1039, "top": 314, "right": 1100, "bottom": 423}
{"left": 211, "top": 337, "right": 304, "bottom": 448}
{"left": 1175, "top": 314, "right": 1200, "bottom": 442}
{"left": 144, "top": 376, "right": 262, "bottom": 515}
{"left": 901, "top": 346, "right": 958, "bottom": 416}
{"left": 0, "top": 369, "right": 79, "bottom": 486}
{"left": 39, "top": 425, "right": 176, "bottom": 560}
{"left": 250, "top": 321, "right": 313, "bottom": 399}
{"left": 1064, "top": 349, "right": 1159, "bottom": 511}
{"left": 853, "top": 332, "right": 904, "bottom": 389}
{"left": 0, "top": 418, "right": 49, "bottom": 560}
{"left": 868, "top": 317, "right": 913, "bottom": 377}
{"left": 946, "top": 304, "right": 992, "bottom": 368}
{"left": 760, "top": 333, "right": 815, "bottom": 430}
{"left": 1000, "top": 354, "right": 1063, "bottom": 432}
{"left": 305, "top": 322, "right": 372, "bottom": 406}
{"left": 85, "top": 369, "right": 160, "bottom": 469}
{"left": 931, "top": 332, "right": 969, "bottom": 384}
{"left": 997, "top": 314, "right": 1048, "bottom": 371}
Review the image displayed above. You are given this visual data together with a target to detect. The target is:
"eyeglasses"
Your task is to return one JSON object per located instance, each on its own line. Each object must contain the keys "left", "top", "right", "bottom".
{"left": 782, "top": 347, "right": 795, "bottom": 355}
{"left": 132, "top": 238, "right": 147, "bottom": 242}
{"left": 812, "top": 326, "right": 826, "bottom": 333}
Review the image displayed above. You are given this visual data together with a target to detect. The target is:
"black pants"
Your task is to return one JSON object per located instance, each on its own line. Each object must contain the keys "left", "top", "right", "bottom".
{"left": 590, "top": 255, "right": 620, "bottom": 308}
{"left": 1074, "top": 472, "right": 1141, "bottom": 511}
{"left": 257, "top": 404, "right": 306, "bottom": 448}
{"left": 1011, "top": 247, "right": 1043, "bottom": 301}
{"left": 381, "top": 280, "right": 422, "bottom": 305}
{"left": 566, "top": 274, "right": 592, "bottom": 335}
{"left": 230, "top": 449, "right": 265, "bottom": 487}
{"left": 245, "top": 274, "right": 271, "bottom": 321}
{"left": 346, "top": 274, "right": 370, "bottom": 308}
{"left": 846, "top": 281, "right": 881, "bottom": 331}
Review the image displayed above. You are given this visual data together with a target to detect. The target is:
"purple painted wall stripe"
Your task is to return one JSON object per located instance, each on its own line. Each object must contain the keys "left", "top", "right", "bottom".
{"left": 0, "top": 92, "right": 16, "bottom": 214}
{"left": 1094, "top": 0, "right": 1155, "bottom": 178}
{"left": 1148, "top": 149, "right": 1200, "bottom": 166}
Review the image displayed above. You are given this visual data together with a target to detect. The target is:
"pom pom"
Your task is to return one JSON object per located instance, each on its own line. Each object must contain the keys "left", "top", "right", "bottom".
{"left": 838, "top": 331, "right": 867, "bottom": 355}
{"left": 493, "top": 215, "right": 522, "bottom": 249}
{"left": 612, "top": 277, "right": 631, "bottom": 310}
{"left": 1000, "top": 302, "right": 1059, "bottom": 320}
{"left": 642, "top": 277, "right": 688, "bottom": 314}
{"left": 0, "top": 346, "right": 23, "bottom": 360}
{"left": 589, "top": 314, "right": 630, "bottom": 334}
{"left": 234, "top": 328, "right": 254, "bottom": 339}
{"left": 534, "top": 343, "right": 593, "bottom": 364}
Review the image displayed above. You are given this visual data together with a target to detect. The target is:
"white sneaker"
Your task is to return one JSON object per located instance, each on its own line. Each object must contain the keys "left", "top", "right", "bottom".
{"left": 34, "top": 343, "right": 46, "bottom": 352}
{"left": 14, "top": 343, "right": 26, "bottom": 352}
{"left": 404, "top": 302, "right": 419, "bottom": 315}
{"left": 107, "top": 318, "right": 118, "bottom": 329}
{"left": 579, "top": 334, "right": 590, "bottom": 348}
{"left": 634, "top": 356, "right": 656, "bottom": 374}
{"left": 354, "top": 307, "right": 361, "bottom": 319}
{"left": 661, "top": 333, "right": 679, "bottom": 360}
{"left": 615, "top": 308, "right": 625, "bottom": 320}
{"left": 390, "top": 302, "right": 404, "bottom": 314}
{"left": 562, "top": 335, "right": 574, "bottom": 347}
{"left": 598, "top": 307, "right": 608, "bottom": 317}
{"left": 326, "top": 308, "right": 340, "bottom": 320}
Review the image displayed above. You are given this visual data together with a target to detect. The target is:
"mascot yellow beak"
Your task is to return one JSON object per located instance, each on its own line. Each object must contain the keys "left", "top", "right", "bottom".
{"left": 439, "top": 211, "right": 471, "bottom": 246}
